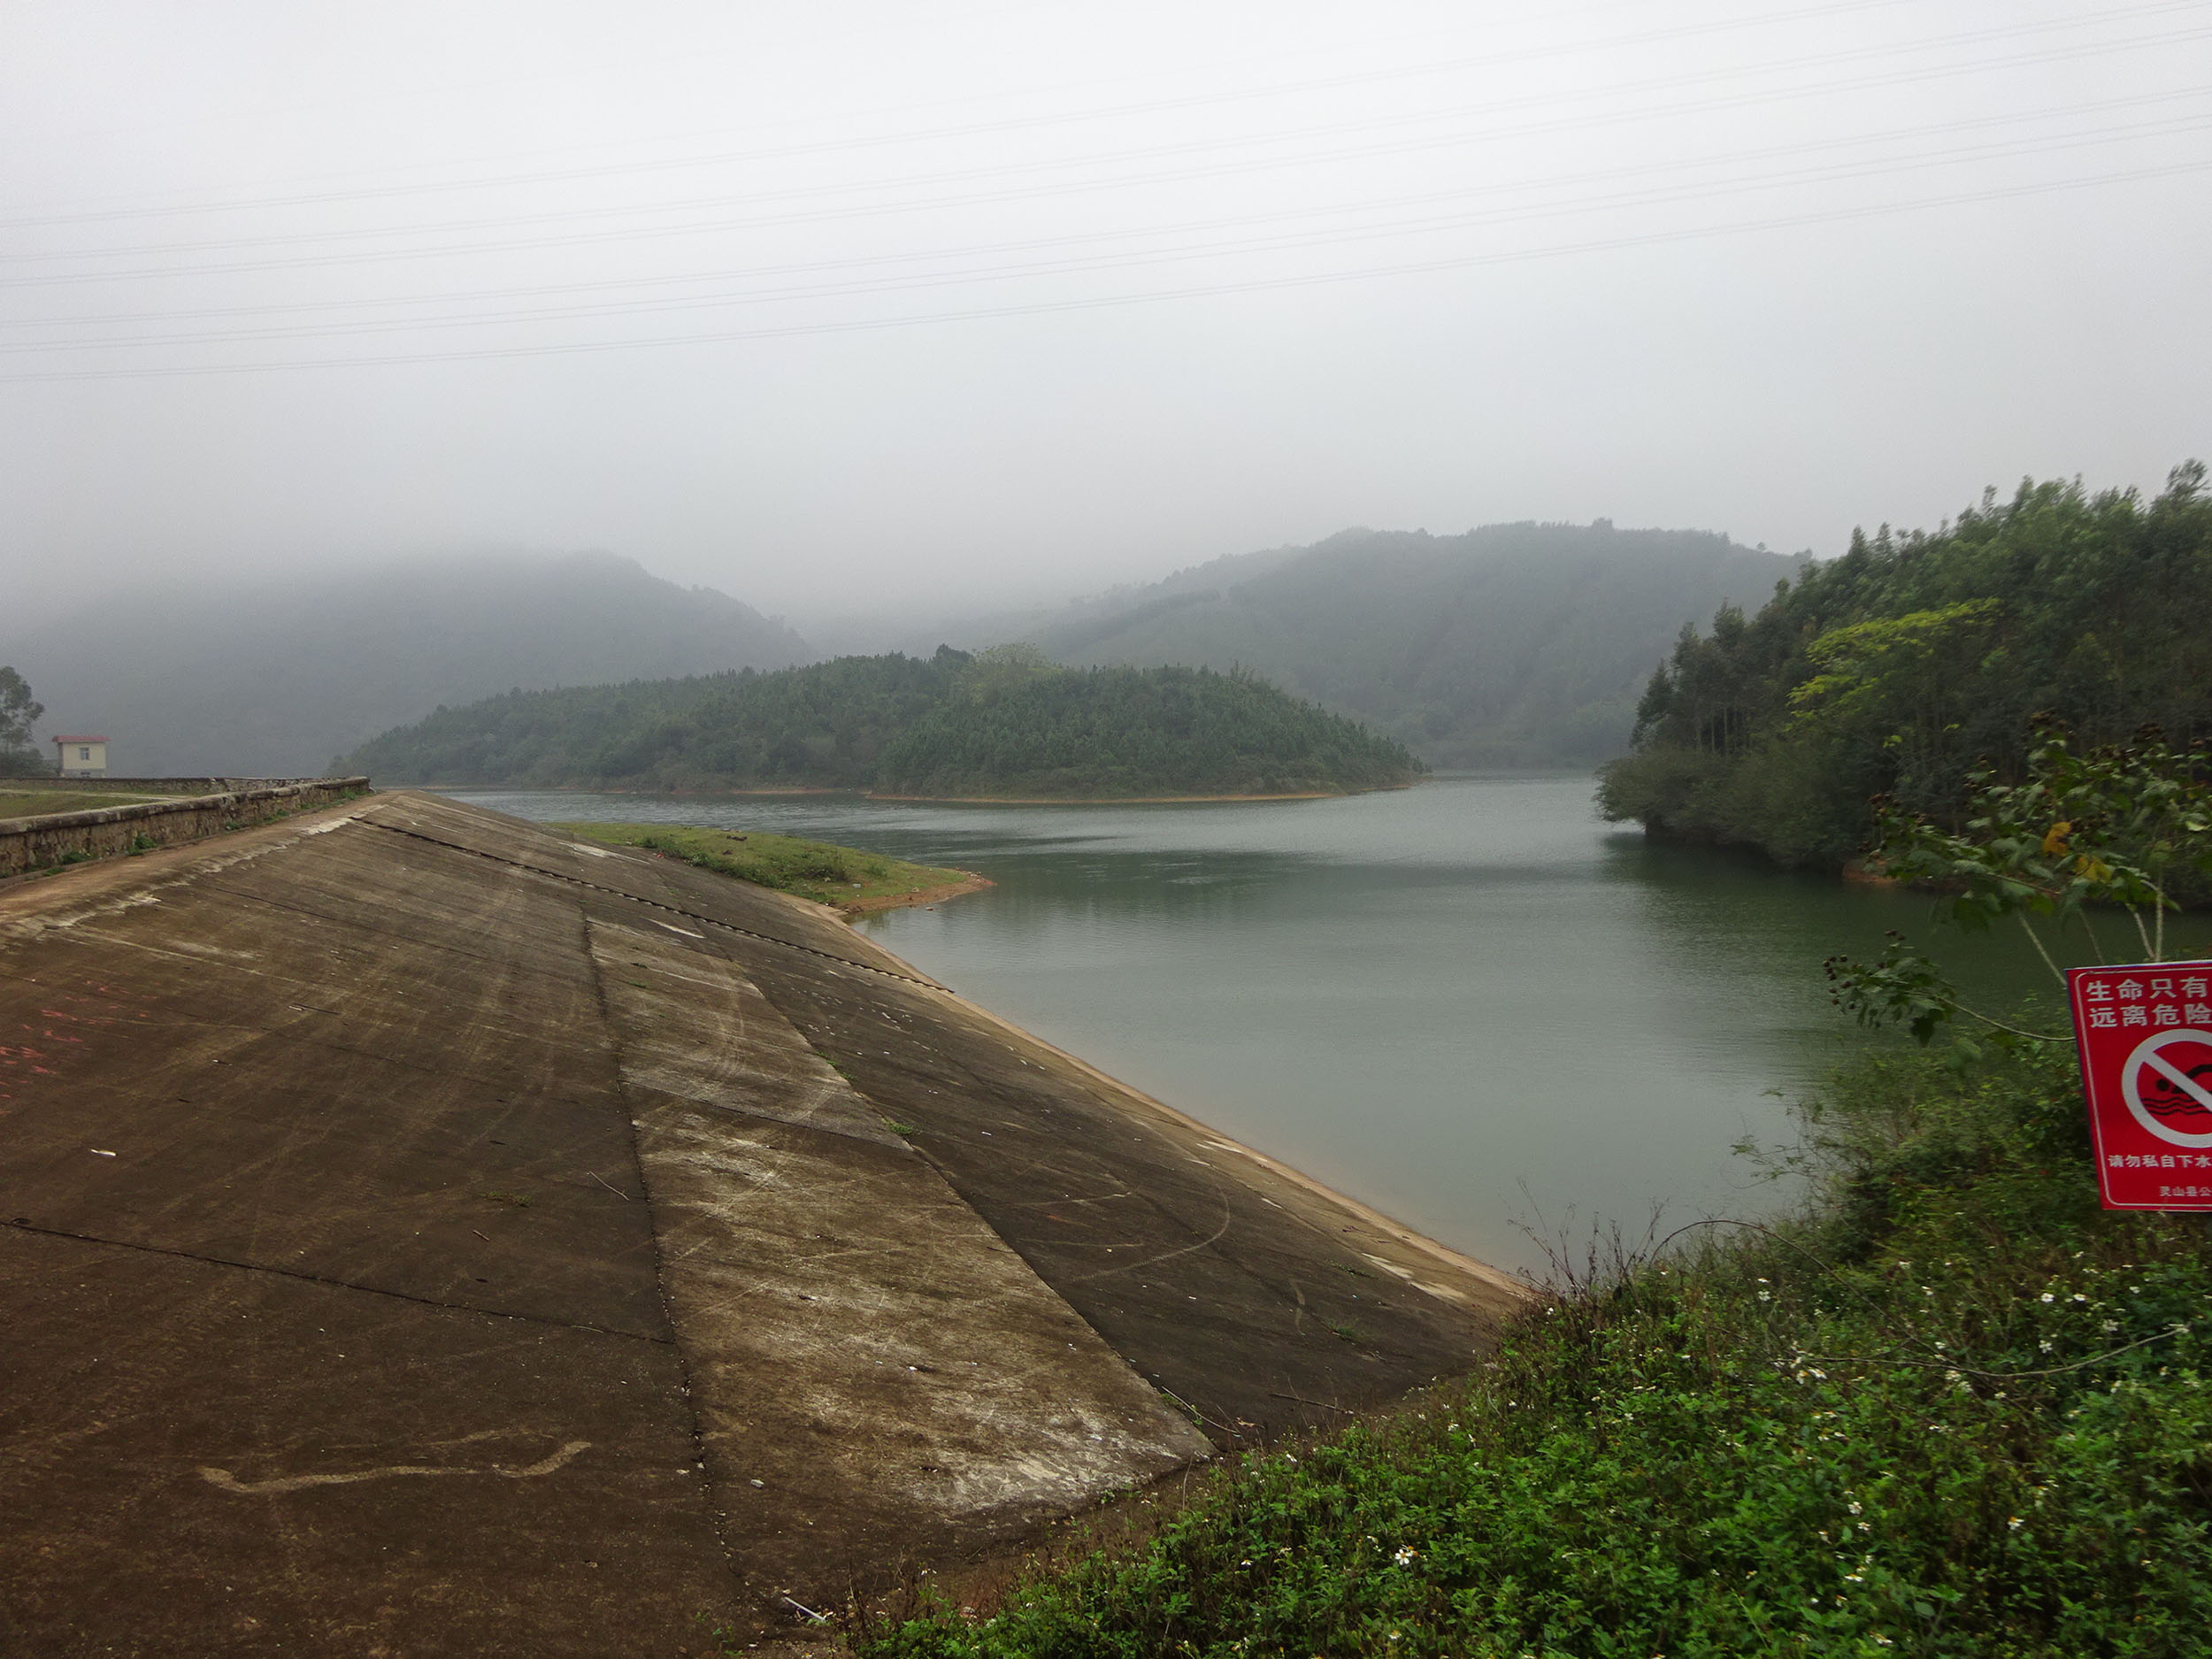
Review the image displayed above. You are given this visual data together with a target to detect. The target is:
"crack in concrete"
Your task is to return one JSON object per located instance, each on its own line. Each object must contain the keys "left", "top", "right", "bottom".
{"left": 3, "top": 1219, "right": 672, "bottom": 1344}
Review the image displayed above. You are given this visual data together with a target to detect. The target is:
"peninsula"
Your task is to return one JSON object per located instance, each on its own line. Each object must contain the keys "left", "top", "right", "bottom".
{"left": 334, "top": 647, "right": 1424, "bottom": 800}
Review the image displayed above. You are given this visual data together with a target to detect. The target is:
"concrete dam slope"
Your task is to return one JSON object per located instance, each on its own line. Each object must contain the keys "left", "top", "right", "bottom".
{"left": 0, "top": 792, "right": 1523, "bottom": 1656}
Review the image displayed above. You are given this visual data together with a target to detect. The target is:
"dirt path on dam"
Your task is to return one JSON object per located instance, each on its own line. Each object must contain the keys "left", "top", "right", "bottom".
{"left": 0, "top": 792, "right": 1521, "bottom": 1656}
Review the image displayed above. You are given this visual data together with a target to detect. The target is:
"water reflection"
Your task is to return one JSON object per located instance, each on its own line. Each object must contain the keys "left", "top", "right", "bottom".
{"left": 457, "top": 778, "right": 2180, "bottom": 1276}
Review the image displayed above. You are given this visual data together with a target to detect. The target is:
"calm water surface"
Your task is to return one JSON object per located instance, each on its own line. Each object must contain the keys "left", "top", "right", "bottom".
{"left": 457, "top": 777, "right": 2170, "bottom": 1274}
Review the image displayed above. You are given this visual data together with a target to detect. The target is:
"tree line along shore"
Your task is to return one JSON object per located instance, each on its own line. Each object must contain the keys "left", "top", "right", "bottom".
{"left": 334, "top": 646, "right": 1425, "bottom": 801}
{"left": 1601, "top": 463, "right": 2212, "bottom": 874}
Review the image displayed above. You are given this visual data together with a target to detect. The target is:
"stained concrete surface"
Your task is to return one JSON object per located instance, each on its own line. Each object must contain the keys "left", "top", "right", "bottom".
{"left": 2, "top": 793, "right": 1520, "bottom": 1655}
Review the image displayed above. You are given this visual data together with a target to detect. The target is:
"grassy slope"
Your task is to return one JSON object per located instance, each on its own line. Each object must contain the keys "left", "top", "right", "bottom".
{"left": 556, "top": 822, "right": 981, "bottom": 913}
{"left": 0, "top": 789, "right": 163, "bottom": 818}
{"left": 862, "top": 1041, "right": 2212, "bottom": 1658}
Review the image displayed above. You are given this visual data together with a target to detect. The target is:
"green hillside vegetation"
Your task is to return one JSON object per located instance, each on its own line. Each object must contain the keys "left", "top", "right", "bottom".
{"left": 336, "top": 648, "right": 1423, "bottom": 799}
{"left": 556, "top": 822, "right": 975, "bottom": 911}
{"left": 862, "top": 1038, "right": 2212, "bottom": 1658}
{"left": 1029, "top": 524, "right": 1802, "bottom": 766}
{"left": 1600, "top": 464, "right": 2212, "bottom": 869}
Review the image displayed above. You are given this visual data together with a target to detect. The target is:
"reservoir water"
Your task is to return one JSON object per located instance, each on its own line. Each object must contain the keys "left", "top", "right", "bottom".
{"left": 457, "top": 776, "right": 2169, "bottom": 1275}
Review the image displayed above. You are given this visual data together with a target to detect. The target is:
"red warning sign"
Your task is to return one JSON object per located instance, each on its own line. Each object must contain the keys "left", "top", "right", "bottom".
{"left": 2069, "top": 962, "right": 2212, "bottom": 1210}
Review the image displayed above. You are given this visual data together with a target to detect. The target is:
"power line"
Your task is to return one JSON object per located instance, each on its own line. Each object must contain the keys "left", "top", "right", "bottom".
{"left": 1, "top": 158, "right": 2195, "bottom": 384}
{"left": 7, "top": 89, "right": 2188, "bottom": 334}
{"left": 6, "top": 19, "right": 2207, "bottom": 288}
{"left": 7, "top": 111, "right": 2203, "bottom": 355}
{"left": 0, "top": 0, "right": 1946, "bottom": 227}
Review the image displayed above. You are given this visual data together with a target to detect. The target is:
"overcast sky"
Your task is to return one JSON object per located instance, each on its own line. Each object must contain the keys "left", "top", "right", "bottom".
{"left": 3, "top": 0, "right": 2207, "bottom": 630}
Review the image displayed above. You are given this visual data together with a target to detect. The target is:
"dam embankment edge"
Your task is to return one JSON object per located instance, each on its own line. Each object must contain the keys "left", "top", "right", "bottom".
{"left": 1, "top": 790, "right": 1520, "bottom": 1655}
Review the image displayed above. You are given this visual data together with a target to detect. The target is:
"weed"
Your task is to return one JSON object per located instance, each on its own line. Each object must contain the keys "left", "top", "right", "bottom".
{"left": 552, "top": 820, "right": 972, "bottom": 910}
{"left": 861, "top": 1040, "right": 2212, "bottom": 1657}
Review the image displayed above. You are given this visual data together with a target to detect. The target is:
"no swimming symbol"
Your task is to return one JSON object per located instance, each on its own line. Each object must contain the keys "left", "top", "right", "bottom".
{"left": 2122, "top": 1029, "right": 2212, "bottom": 1148}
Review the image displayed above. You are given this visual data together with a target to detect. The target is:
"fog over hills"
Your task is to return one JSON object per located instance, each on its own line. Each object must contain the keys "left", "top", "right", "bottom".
{"left": 1008, "top": 523, "right": 1805, "bottom": 767}
{"left": 10, "top": 526, "right": 1801, "bottom": 779}
{"left": 6, "top": 551, "right": 810, "bottom": 778}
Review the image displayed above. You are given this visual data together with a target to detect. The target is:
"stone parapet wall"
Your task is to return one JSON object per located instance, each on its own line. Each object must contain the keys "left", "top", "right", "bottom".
{"left": 0, "top": 778, "right": 373, "bottom": 878}
{"left": 3, "top": 776, "right": 325, "bottom": 793}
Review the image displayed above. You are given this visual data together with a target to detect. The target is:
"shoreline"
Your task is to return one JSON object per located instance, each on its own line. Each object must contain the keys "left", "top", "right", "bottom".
{"left": 422, "top": 780, "right": 1419, "bottom": 806}
{"left": 797, "top": 887, "right": 1529, "bottom": 1302}
{"left": 839, "top": 870, "right": 993, "bottom": 916}
{"left": 862, "top": 788, "right": 1351, "bottom": 805}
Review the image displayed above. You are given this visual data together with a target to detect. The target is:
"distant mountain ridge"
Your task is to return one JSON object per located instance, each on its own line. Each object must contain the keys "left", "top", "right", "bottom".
{"left": 1022, "top": 524, "right": 1806, "bottom": 767}
{"left": 3, "top": 550, "right": 810, "bottom": 777}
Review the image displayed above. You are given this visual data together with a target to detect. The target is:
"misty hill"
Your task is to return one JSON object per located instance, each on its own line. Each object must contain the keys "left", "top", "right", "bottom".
{"left": 2, "top": 551, "right": 810, "bottom": 778}
{"left": 338, "top": 649, "right": 1423, "bottom": 798}
{"left": 1021, "top": 524, "right": 1804, "bottom": 767}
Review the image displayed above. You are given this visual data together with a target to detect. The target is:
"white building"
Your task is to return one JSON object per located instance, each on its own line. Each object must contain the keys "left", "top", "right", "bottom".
{"left": 53, "top": 735, "right": 108, "bottom": 778}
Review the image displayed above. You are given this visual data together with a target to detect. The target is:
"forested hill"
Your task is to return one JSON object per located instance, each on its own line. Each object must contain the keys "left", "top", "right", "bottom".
{"left": 336, "top": 649, "right": 1424, "bottom": 798}
{"left": 1600, "top": 464, "right": 2212, "bottom": 869}
{"left": 0, "top": 550, "right": 810, "bottom": 778}
{"left": 1027, "top": 523, "right": 1802, "bottom": 766}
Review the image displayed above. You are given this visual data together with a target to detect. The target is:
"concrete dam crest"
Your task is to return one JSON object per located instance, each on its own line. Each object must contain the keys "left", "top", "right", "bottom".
{"left": 1, "top": 791, "right": 1520, "bottom": 1655}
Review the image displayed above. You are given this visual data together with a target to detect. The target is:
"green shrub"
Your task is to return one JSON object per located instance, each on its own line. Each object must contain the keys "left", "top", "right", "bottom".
{"left": 862, "top": 1041, "right": 2212, "bottom": 1657}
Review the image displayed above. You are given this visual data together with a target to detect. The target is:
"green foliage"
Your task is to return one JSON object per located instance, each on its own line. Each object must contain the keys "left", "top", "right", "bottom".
{"left": 879, "top": 664, "right": 1422, "bottom": 798}
{"left": 341, "top": 649, "right": 973, "bottom": 787}
{"left": 555, "top": 822, "right": 971, "bottom": 910}
{"left": 1824, "top": 933, "right": 1963, "bottom": 1046}
{"left": 1877, "top": 726, "right": 2212, "bottom": 949}
{"left": 860, "top": 1041, "right": 2212, "bottom": 1658}
{"left": 1601, "top": 464, "right": 2212, "bottom": 868}
{"left": 0, "top": 665, "right": 45, "bottom": 777}
{"left": 1824, "top": 726, "right": 2212, "bottom": 1056}
{"left": 338, "top": 650, "right": 1423, "bottom": 799}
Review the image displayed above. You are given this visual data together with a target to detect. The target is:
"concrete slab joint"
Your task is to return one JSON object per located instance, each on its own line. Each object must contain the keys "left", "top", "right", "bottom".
{"left": 0, "top": 790, "right": 1517, "bottom": 1655}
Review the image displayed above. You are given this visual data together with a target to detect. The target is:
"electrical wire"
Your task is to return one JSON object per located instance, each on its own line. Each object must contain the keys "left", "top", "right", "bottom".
{"left": 0, "top": 0, "right": 1967, "bottom": 227}
{"left": 6, "top": 88, "right": 2192, "bottom": 334}
{"left": 1, "top": 157, "right": 2197, "bottom": 384}
{"left": 7, "top": 111, "right": 2203, "bottom": 354}
{"left": 6, "top": 18, "right": 2207, "bottom": 288}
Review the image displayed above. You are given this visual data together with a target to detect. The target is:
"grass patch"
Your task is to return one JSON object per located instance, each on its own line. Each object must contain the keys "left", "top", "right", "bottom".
{"left": 0, "top": 789, "right": 162, "bottom": 818}
{"left": 858, "top": 1039, "right": 2212, "bottom": 1657}
{"left": 554, "top": 821, "right": 979, "bottom": 912}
